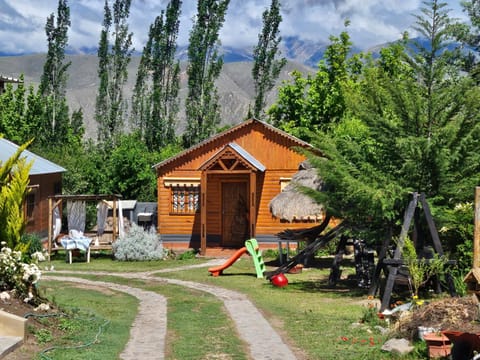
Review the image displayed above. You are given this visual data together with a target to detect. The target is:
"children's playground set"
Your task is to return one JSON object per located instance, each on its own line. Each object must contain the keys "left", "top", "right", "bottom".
{"left": 208, "top": 192, "right": 457, "bottom": 300}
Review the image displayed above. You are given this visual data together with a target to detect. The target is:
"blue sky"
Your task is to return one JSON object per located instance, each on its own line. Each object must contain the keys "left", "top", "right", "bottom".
{"left": 0, "top": 0, "right": 468, "bottom": 55}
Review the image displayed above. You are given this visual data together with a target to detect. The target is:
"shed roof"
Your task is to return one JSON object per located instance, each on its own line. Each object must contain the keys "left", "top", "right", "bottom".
{"left": 0, "top": 75, "right": 22, "bottom": 84}
{"left": 0, "top": 138, "right": 66, "bottom": 175}
{"left": 153, "top": 118, "right": 311, "bottom": 170}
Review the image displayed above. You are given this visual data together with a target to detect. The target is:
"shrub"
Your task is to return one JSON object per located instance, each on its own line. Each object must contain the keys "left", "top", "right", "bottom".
{"left": 16, "top": 233, "right": 44, "bottom": 262}
{"left": 402, "top": 237, "right": 447, "bottom": 298}
{"left": 112, "top": 223, "right": 167, "bottom": 261}
{"left": 176, "top": 249, "right": 198, "bottom": 260}
{"left": 0, "top": 242, "right": 42, "bottom": 302}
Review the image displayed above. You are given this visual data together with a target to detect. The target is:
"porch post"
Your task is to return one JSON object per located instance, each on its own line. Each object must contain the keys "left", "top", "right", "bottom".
{"left": 48, "top": 197, "right": 52, "bottom": 260}
{"left": 249, "top": 171, "right": 257, "bottom": 239}
{"left": 200, "top": 171, "right": 207, "bottom": 255}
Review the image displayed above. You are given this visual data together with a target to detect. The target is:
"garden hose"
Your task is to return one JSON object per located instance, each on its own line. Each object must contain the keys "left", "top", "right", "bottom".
{"left": 23, "top": 308, "right": 110, "bottom": 359}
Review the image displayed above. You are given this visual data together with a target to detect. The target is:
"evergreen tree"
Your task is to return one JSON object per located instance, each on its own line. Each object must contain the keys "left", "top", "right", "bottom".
{"left": 461, "top": 0, "right": 480, "bottom": 81}
{"left": 303, "top": 1, "right": 480, "bottom": 248}
{"left": 251, "top": 0, "right": 286, "bottom": 119}
{"left": 95, "top": 0, "right": 133, "bottom": 146}
{"left": 0, "top": 140, "right": 32, "bottom": 249}
{"left": 183, "top": 0, "right": 230, "bottom": 148}
{"left": 132, "top": 0, "right": 181, "bottom": 149}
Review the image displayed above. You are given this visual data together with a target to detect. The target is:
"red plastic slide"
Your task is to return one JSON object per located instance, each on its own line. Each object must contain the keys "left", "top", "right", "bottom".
{"left": 208, "top": 247, "right": 248, "bottom": 276}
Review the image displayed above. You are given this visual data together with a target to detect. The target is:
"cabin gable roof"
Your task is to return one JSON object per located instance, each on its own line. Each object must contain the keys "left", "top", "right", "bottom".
{"left": 154, "top": 118, "right": 311, "bottom": 173}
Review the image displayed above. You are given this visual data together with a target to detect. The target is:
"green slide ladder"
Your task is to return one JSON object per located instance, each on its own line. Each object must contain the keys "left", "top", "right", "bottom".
{"left": 245, "top": 239, "right": 266, "bottom": 278}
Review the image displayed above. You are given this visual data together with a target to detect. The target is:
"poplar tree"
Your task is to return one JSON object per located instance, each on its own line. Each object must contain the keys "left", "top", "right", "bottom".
{"left": 95, "top": 0, "right": 133, "bottom": 145}
{"left": 37, "top": 0, "right": 82, "bottom": 148}
{"left": 132, "top": 0, "right": 181, "bottom": 148}
{"left": 183, "top": 0, "right": 230, "bottom": 148}
{"left": 252, "top": 0, "right": 286, "bottom": 119}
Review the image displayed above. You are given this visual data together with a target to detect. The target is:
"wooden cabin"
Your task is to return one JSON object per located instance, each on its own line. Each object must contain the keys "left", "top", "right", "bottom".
{"left": 0, "top": 138, "right": 65, "bottom": 237}
{"left": 154, "top": 118, "right": 324, "bottom": 254}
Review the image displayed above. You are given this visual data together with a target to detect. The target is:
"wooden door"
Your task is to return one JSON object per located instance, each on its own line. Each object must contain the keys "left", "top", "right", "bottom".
{"left": 222, "top": 182, "right": 248, "bottom": 247}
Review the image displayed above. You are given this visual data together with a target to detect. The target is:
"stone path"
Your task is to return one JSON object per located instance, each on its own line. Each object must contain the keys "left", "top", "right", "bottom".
{"left": 44, "top": 260, "right": 299, "bottom": 360}
{"left": 45, "top": 276, "right": 167, "bottom": 359}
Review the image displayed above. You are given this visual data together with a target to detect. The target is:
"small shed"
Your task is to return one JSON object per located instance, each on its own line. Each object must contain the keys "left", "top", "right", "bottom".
{"left": 0, "top": 74, "right": 22, "bottom": 95}
{"left": 154, "top": 118, "right": 324, "bottom": 254}
{"left": 0, "top": 138, "right": 65, "bottom": 237}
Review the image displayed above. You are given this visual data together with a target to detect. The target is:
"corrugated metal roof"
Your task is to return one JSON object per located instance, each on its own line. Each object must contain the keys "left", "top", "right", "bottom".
{"left": 198, "top": 142, "right": 266, "bottom": 172}
{"left": 228, "top": 142, "right": 266, "bottom": 171}
{"left": 0, "top": 138, "right": 66, "bottom": 175}
{"left": 0, "top": 75, "right": 22, "bottom": 83}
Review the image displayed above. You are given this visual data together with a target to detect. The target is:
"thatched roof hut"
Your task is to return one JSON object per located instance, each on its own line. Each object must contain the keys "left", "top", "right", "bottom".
{"left": 269, "top": 161, "right": 324, "bottom": 222}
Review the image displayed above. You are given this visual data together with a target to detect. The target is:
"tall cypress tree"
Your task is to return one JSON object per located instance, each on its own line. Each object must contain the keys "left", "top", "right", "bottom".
{"left": 252, "top": 0, "right": 286, "bottom": 119}
{"left": 95, "top": 0, "right": 133, "bottom": 145}
{"left": 183, "top": 0, "right": 230, "bottom": 148}
{"left": 132, "top": 0, "right": 181, "bottom": 149}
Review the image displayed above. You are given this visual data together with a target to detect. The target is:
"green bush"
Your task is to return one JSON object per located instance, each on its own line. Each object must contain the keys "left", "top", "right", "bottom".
{"left": 176, "top": 249, "right": 198, "bottom": 260}
{"left": 16, "top": 233, "right": 43, "bottom": 261}
{"left": 0, "top": 243, "right": 42, "bottom": 301}
{"left": 112, "top": 223, "right": 167, "bottom": 261}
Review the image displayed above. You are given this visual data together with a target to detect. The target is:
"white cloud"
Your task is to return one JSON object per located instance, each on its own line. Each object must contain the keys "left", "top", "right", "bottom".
{"left": 0, "top": 0, "right": 468, "bottom": 55}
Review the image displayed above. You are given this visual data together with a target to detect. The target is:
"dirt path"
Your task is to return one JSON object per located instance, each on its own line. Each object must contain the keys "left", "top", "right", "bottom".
{"left": 44, "top": 260, "right": 299, "bottom": 360}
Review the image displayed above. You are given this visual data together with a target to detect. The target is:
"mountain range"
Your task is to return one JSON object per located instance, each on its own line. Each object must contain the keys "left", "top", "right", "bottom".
{"left": 0, "top": 53, "right": 316, "bottom": 139}
{"left": 3, "top": 36, "right": 469, "bottom": 140}
{"left": 0, "top": 36, "right": 326, "bottom": 139}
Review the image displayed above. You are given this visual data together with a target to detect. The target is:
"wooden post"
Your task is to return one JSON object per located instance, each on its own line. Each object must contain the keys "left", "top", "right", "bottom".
{"left": 249, "top": 171, "right": 256, "bottom": 239}
{"left": 47, "top": 197, "right": 52, "bottom": 261}
{"left": 112, "top": 199, "right": 117, "bottom": 241}
{"left": 474, "top": 187, "right": 480, "bottom": 268}
{"left": 200, "top": 171, "right": 207, "bottom": 255}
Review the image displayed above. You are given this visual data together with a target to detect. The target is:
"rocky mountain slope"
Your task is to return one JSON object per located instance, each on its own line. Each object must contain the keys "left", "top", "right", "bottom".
{"left": 0, "top": 54, "right": 313, "bottom": 139}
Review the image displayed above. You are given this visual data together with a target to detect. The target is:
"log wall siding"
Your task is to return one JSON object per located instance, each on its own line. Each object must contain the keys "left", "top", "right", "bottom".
{"left": 156, "top": 120, "right": 320, "bottom": 241}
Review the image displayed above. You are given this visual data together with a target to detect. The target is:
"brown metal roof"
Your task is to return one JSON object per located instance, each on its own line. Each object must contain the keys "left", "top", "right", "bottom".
{"left": 153, "top": 118, "right": 312, "bottom": 170}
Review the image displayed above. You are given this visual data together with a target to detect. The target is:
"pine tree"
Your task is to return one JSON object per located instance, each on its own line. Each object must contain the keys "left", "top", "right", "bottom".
{"left": 95, "top": 0, "right": 133, "bottom": 146}
{"left": 303, "top": 1, "right": 479, "bottom": 246}
{"left": 461, "top": 0, "right": 480, "bottom": 81}
{"left": 183, "top": 0, "right": 230, "bottom": 148}
{"left": 252, "top": 0, "right": 286, "bottom": 119}
{"left": 132, "top": 0, "right": 181, "bottom": 149}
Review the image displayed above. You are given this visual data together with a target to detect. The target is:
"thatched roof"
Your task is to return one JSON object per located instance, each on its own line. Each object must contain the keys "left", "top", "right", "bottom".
{"left": 269, "top": 161, "right": 324, "bottom": 222}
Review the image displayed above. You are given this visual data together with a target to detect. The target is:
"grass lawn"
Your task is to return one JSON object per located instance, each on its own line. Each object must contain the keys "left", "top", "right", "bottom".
{"left": 35, "top": 253, "right": 429, "bottom": 359}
